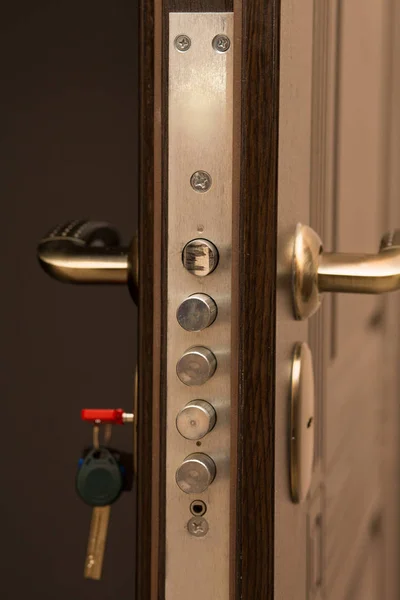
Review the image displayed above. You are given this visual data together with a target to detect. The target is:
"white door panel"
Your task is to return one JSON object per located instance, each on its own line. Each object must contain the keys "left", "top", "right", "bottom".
{"left": 276, "top": 1, "right": 400, "bottom": 598}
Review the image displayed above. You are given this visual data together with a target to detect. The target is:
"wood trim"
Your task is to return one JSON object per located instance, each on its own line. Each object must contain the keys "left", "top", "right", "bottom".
{"left": 235, "top": 0, "right": 280, "bottom": 597}
{"left": 167, "top": 0, "right": 233, "bottom": 10}
{"left": 155, "top": 0, "right": 165, "bottom": 598}
{"left": 136, "top": 0, "right": 160, "bottom": 597}
{"left": 230, "top": 3, "right": 242, "bottom": 598}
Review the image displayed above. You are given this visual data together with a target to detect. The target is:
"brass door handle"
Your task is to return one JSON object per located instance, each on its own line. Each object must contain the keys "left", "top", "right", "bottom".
{"left": 293, "top": 224, "right": 400, "bottom": 319}
{"left": 37, "top": 220, "right": 138, "bottom": 300}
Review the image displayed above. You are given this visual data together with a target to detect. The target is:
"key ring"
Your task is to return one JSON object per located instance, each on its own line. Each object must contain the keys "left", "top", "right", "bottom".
{"left": 93, "top": 421, "right": 112, "bottom": 450}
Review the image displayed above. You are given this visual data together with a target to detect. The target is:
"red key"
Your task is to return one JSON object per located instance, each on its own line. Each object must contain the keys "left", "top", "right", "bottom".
{"left": 81, "top": 408, "right": 125, "bottom": 425}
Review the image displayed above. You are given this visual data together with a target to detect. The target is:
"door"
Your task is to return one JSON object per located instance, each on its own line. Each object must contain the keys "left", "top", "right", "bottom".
{"left": 138, "top": 0, "right": 400, "bottom": 597}
{"left": 29, "top": 1, "right": 400, "bottom": 600}
{"left": 136, "top": 2, "right": 280, "bottom": 597}
{"left": 276, "top": 1, "right": 400, "bottom": 599}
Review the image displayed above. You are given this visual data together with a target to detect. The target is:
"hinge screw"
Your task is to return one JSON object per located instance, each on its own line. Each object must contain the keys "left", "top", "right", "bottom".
{"left": 212, "top": 34, "right": 231, "bottom": 53}
{"left": 190, "top": 170, "right": 212, "bottom": 193}
{"left": 187, "top": 517, "right": 209, "bottom": 537}
{"left": 175, "top": 35, "right": 191, "bottom": 52}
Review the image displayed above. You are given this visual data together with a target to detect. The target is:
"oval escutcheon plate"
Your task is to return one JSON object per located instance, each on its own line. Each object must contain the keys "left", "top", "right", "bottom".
{"left": 290, "top": 341, "right": 315, "bottom": 503}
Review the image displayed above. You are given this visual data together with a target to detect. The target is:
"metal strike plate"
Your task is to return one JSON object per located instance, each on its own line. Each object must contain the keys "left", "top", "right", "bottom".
{"left": 166, "top": 13, "right": 233, "bottom": 600}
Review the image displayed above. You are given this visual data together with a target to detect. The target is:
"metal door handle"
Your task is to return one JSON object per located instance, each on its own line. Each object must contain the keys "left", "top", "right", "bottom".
{"left": 37, "top": 220, "right": 138, "bottom": 300}
{"left": 293, "top": 224, "right": 400, "bottom": 319}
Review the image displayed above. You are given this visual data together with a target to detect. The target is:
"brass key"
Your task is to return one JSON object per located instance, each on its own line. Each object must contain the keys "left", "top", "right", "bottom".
{"left": 78, "top": 411, "right": 134, "bottom": 580}
{"left": 83, "top": 423, "right": 113, "bottom": 581}
{"left": 84, "top": 505, "right": 111, "bottom": 580}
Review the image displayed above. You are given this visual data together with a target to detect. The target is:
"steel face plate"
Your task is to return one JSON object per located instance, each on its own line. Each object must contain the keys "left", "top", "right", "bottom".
{"left": 166, "top": 13, "right": 234, "bottom": 600}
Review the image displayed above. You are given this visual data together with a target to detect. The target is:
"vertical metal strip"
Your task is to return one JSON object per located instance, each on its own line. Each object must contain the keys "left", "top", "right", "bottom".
{"left": 166, "top": 13, "right": 234, "bottom": 600}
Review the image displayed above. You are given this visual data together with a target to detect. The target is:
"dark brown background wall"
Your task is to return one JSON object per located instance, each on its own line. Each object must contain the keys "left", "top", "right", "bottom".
{"left": 0, "top": 2, "right": 138, "bottom": 598}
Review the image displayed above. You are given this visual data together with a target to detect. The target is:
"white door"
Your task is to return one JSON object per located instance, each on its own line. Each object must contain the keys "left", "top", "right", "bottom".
{"left": 276, "top": 1, "right": 400, "bottom": 598}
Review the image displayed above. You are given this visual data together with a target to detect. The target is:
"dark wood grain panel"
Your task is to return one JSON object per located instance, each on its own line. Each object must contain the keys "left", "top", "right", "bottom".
{"left": 136, "top": 0, "right": 158, "bottom": 598}
{"left": 236, "top": 0, "right": 280, "bottom": 598}
{"left": 167, "top": 0, "right": 233, "bottom": 11}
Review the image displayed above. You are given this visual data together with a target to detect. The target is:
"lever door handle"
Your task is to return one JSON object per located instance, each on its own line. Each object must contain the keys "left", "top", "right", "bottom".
{"left": 293, "top": 224, "right": 400, "bottom": 319}
{"left": 37, "top": 220, "right": 138, "bottom": 300}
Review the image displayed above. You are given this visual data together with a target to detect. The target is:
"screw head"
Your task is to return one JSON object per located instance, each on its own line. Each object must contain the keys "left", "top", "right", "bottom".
{"left": 190, "top": 170, "right": 212, "bottom": 193}
{"left": 187, "top": 517, "right": 209, "bottom": 537}
{"left": 175, "top": 34, "right": 191, "bottom": 52}
{"left": 212, "top": 34, "right": 231, "bottom": 53}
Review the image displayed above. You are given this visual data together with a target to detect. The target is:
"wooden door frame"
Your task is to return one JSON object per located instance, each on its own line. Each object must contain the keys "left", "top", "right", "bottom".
{"left": 137, "top": 0, "right": 281, "bottom": 597}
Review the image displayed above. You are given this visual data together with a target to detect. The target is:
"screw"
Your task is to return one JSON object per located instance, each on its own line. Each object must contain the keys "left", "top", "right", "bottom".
{"left": 190, "top": 171, "right": 212, "bottom": 193}
{"left": 187, "top": 517, "right": 209, "bottom": 537}
{"left": 212, "top": 34, "right": 231, "bottom": 53}
{"left": 175, "top": 35, "right": 191, "bottom": 52}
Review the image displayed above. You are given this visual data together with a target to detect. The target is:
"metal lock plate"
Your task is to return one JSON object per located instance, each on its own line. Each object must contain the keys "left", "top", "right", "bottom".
{"left": 166, "top": 12, "right": 234, "bottom": 600}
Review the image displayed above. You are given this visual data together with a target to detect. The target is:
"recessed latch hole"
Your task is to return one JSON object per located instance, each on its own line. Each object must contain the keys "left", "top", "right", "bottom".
{"left": 190, "top": 500, "right": 207, "bottom": 517}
